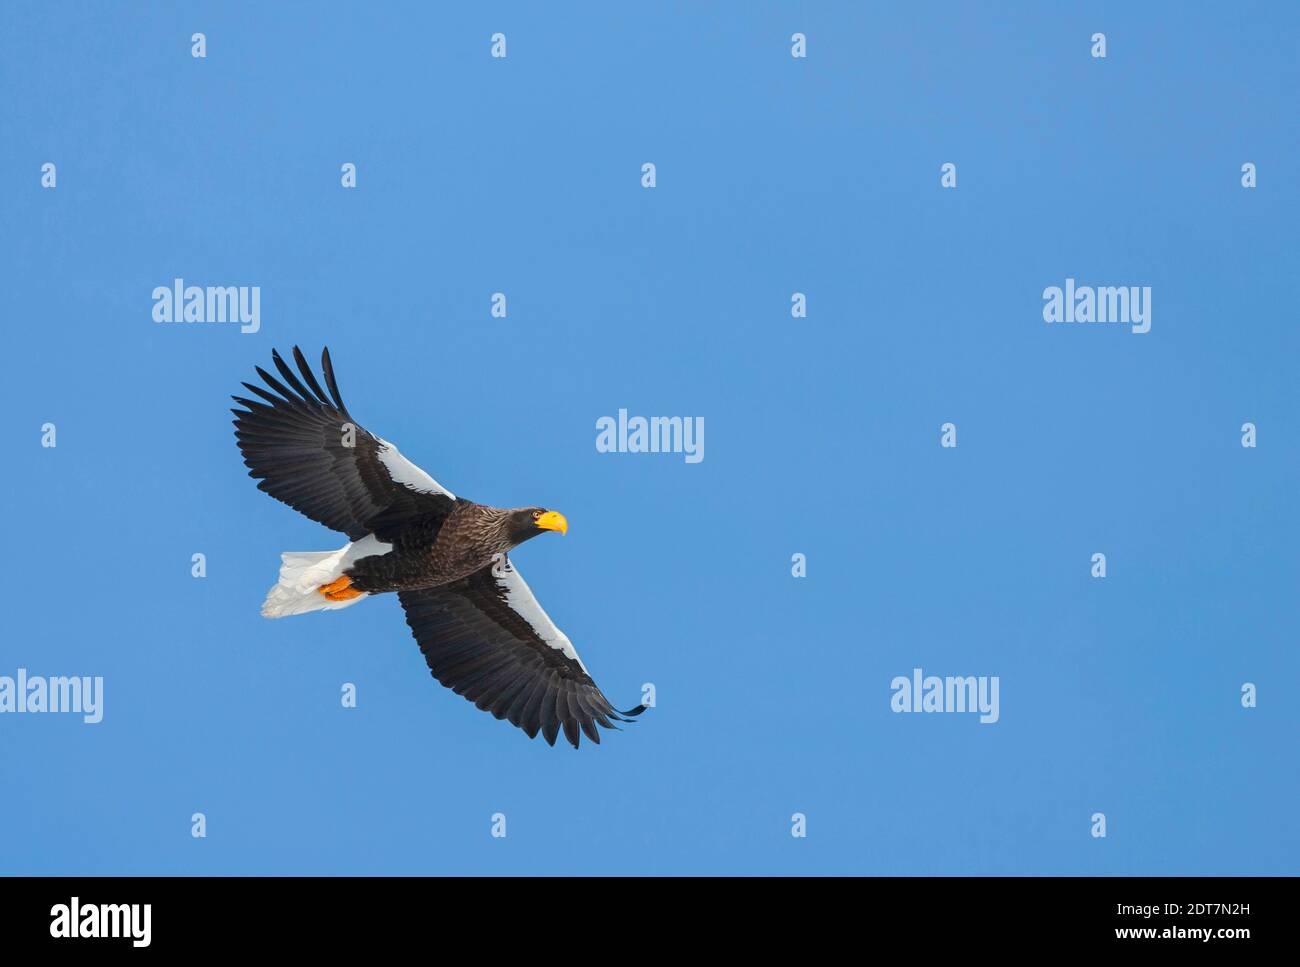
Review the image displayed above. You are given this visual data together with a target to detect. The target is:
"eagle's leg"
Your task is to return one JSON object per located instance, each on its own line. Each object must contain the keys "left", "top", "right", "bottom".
{"left": 318, "top": 575, "right": 364, "bottom": 601}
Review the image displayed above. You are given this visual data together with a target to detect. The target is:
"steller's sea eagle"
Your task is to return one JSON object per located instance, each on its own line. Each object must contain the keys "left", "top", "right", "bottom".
{"left": 231, "top": 347, "right": 645, "bottom": 748}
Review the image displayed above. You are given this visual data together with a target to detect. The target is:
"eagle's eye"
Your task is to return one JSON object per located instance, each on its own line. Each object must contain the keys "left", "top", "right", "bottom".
{"left": 532, "top": 510, "right": 542, "bottom": 521}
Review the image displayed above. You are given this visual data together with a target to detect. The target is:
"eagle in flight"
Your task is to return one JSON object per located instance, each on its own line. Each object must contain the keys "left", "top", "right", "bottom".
{"left": 231, "top": 347, "right": 645, "bottom": 748}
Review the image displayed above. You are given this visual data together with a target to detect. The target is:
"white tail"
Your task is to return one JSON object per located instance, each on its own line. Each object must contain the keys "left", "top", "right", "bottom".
{"left": 260, "top": 535, "right": 390, "bottom": 618}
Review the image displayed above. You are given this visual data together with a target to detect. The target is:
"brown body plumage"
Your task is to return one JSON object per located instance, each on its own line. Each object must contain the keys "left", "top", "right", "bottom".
{"left": 345, "top": 502, "right": 545, "bottom": 594}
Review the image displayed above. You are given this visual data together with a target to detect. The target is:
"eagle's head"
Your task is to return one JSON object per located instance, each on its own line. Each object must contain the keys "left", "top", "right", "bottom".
{"left": 508, "top": 507, "right": 568, "bottom": 546}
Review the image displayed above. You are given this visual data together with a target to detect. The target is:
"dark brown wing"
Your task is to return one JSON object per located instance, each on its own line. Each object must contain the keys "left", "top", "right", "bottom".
{"left": 232, "top": 347, "right": 455, "bottom": 540}
{"left": 399, "top": 560, "right": 645, "bottom": 749}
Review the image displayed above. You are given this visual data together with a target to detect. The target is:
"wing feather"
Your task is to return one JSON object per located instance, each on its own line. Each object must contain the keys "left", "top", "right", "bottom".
{"left": 398, "top": 562, "right": 644, "bottom": 749}
{"left": 232, "top": 347, "right": 455, "bottom": 539}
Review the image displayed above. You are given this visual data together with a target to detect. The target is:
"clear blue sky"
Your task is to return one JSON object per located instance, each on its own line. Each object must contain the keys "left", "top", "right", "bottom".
{"left": 2, "top": 2, "right": 1297, "bottom": 875}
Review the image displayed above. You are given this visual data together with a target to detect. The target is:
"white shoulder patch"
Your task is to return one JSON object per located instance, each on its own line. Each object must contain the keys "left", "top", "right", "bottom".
{"left": 342, "top": 533, "right": 393, "bottom": 567}
{"left": 375, "top": 437, "right": 455, "bottom": 498}
{"left": 497, "top": 563, "right": 585, "bottom": 671}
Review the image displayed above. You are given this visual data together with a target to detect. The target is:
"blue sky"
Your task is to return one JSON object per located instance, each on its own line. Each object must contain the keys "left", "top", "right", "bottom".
{"left": 2, "top": 2, "right": 1297, "bottom": 875}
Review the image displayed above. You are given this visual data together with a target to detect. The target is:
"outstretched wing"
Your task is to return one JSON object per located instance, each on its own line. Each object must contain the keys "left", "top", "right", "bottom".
{"left": 399, "top": 561, "right": 645, "bottom": 749}
{"left": 232, "top": 347, "right": 456, "bottom": 540}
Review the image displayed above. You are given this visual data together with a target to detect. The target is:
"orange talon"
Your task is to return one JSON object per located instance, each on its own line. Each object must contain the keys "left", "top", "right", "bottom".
{"left": 318, "top": 575, "right": 354, "bottom": 597}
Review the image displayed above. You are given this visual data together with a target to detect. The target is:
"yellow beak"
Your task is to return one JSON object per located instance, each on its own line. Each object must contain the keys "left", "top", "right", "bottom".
{"left": 535, "top": 511, "right": 568, "bottom": 535}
